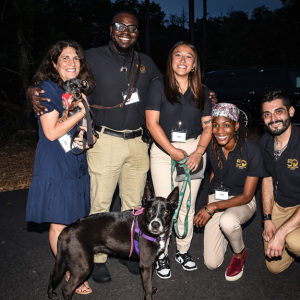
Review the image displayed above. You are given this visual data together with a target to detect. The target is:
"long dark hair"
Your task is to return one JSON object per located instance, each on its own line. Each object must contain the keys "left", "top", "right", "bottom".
{"left": 212, "top": 113, "right": 248, "bottom": 169}
{"left": 164, "top": 41, "right": 204, "bottom": 111}
{"left": 32, "top": 40, "right": 95, "bottom": 93}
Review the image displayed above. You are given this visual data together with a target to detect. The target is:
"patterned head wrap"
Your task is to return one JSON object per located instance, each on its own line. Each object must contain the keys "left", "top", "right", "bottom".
{"left": 211, "top": 103, "right": 239, "bottom": 122}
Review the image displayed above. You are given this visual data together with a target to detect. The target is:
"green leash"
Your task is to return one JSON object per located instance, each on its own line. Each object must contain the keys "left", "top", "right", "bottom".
{"left": 171, "top": 155, "right": 192, "bottom": 239}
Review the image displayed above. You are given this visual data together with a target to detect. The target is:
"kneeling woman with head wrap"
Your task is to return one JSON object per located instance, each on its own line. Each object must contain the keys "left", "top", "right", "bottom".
{"left": 194, "top": 103, "right": 263, "bottom": 281}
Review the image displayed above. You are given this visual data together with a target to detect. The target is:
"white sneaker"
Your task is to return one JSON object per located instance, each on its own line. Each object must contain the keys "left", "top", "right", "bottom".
{"left": 175, "top": 250, "right": 197, "bottom": 271}
{"left": 156, "top": 254, "right": 171, "bottom": 279}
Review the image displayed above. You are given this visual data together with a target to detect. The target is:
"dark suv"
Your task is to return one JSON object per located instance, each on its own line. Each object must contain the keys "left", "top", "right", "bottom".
{"left": 204, "top": 66, "right": 300, "bottom": 126}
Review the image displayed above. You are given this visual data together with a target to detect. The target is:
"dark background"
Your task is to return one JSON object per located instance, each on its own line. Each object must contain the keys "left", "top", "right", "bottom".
{"left": 0, "top": 0, "right": 300, "bottom": 142}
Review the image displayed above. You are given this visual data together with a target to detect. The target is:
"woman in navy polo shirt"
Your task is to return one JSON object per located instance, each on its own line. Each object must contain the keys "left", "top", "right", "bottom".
{"left": 194, "top": 103, "right": 263, "bottom": 281}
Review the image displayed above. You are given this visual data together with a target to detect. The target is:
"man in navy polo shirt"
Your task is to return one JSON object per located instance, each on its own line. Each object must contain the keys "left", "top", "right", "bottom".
{"left": 260, "top": 88, "right": 300, "bottom": 274}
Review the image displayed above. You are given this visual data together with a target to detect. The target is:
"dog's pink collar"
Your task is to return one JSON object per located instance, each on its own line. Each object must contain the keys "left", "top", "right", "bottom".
{"left": 129, "top": 208, "right": 158, "bottom": 257}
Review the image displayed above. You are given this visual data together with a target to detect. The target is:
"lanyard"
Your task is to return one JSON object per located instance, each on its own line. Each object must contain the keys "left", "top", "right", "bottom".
{"left": 171, "top": 155, "right": 191, "bottom": 239}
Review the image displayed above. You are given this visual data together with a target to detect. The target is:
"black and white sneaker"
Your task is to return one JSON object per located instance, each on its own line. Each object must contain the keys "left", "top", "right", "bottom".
{"left": 156, "top": 254, "right": 171, "bottom": 279}
{"left": 175, "top": 250, "right": 197, "bottom": 271}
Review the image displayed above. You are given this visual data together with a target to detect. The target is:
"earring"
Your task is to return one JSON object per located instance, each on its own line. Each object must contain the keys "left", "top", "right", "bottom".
{"left": 191, "top": 68, "right": 194, "bottom": 72}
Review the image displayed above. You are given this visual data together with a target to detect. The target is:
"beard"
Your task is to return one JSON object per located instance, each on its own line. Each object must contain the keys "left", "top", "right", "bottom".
{"left": 112, "top": 38, "right": 135, "bottom": 54}
{"left": 265, "top": 117, "right": 291, "bottom": 136}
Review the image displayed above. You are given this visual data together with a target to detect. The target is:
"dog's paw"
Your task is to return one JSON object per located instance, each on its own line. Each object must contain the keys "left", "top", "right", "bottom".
{"left": 152, "top": 287, "right": 158, "bottom": 294}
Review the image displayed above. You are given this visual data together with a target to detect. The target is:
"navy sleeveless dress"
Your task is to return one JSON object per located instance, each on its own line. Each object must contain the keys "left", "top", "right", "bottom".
{"left": 26, "top": 80, "right": 90, "bottom": 225}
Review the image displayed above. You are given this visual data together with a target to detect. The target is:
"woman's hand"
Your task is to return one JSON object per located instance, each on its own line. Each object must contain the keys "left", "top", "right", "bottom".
{"left": 194, "top": 205, "right": 215, "bottom": 227}
{"left": 186, "top": 151, "right": 202, "bottom": 172}
{"left": 170, "top": 148, "right": 187, "bottom": 162}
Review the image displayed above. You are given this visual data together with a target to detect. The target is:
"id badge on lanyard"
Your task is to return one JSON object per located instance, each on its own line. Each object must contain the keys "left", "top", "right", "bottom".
{"left": 58, "top": 133, "right": 78, "bottom": 153}
{"left": 122, "top": 88, "right": 140, "bottom": 105}
{"left": 215, "top": 185, "right": 229, "bottom": 200}
{"left": 171, "top": 121, "right": 187, "bottom": 143}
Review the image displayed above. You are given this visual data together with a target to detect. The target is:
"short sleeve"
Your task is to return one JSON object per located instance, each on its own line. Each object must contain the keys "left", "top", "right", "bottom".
{"left": 145, "top": 77, "right": 164, "bottom": 111}
{"left": 36, "top": 80, "right": 63, "bottom": 117}
{"left": 246, "top": 140, "right": 264, "bottom": 177}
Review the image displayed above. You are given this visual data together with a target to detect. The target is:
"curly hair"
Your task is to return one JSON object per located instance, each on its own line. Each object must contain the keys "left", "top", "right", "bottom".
{"left": 211, "top": 113, "right": 248, "bottom": 169}
{"left": 164, "top": 41, "right": 204, "bottom": 111}
{"left": 32, "top": 40, "right": 95, "bottom": 94}
{"left": 260, "top": 88, "right": 291, "bottom": 112}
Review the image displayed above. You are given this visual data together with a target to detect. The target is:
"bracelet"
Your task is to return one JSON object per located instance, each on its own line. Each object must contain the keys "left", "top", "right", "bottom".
{"left": 204, "top": 205, "right": 214, "bottom": 218}
{"left": 197, "top": 152, "right": 204, "bottom": 156}
{"left": 263, "top": 214, "right": 272, "bottom": 221}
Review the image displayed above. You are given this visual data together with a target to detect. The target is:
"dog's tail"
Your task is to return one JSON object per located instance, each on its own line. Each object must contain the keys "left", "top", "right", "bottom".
{"left": 47, "top": 237, "right": 67, "bottom": 298}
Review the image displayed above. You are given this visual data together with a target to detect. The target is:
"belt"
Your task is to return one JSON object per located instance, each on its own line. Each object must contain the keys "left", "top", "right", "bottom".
{"left": 94, "top": 124, "right": 142, "bottom": 139}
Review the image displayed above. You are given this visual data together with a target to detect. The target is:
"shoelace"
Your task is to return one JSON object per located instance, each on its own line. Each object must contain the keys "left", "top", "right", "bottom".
{"left": 158, "top": 256, "right": 170, "bottom": 269}
{"left": 179, "top": 252, "right": 193, "bottom": 263}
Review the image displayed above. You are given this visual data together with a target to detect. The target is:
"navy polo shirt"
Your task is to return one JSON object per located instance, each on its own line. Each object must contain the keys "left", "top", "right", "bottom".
{"left": 145, "top": 77, "right": 212, "bottom": 141}
{"left": 259, "top": 125, "right": 300, "bottom": 208}
{"left": 208, "top": 139, "right": 263, "bottom": 196}
{"left": 85, "top": 42, "right": 161, "bottom": 131}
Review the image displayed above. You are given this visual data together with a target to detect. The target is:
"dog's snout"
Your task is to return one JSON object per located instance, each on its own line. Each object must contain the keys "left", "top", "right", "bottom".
{"left": 151, "top": 221, "right": 160, "bottom": 230}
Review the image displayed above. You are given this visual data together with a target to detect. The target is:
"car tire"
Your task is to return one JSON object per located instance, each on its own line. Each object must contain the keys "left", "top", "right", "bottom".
{"left": 238, "top": 106, "right": 252, "bottom": 127}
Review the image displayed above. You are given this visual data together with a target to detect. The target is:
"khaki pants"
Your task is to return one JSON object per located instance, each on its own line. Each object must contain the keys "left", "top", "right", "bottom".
{"left": 150, "top": 137, "right": 206, "bottom": 253}
{"left": 204, "top": 194, "right": 256, "bottom": 270}
{"left": 87, "top": 127, "right": 149, "bottom": 263}
{"left": 264, "top": 202, "right": 300, "bottom": 274}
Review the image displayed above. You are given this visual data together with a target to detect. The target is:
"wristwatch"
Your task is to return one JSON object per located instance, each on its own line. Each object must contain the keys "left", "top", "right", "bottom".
{"left": 263, "top": 214, "right": 272, "bottom": 221}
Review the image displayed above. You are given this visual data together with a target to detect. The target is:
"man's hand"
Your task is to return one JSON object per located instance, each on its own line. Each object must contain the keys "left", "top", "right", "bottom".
{"left": 27, "top": 86, "right": 50, "bottom": 115}
{"left": 263, "top": 220, "right": 276, "bottom": 242}
{"left": 265, "top": 229, "right": 286, "bottom": 258}
{"left": 209, "top": 90, "right": 218, "bottom": 106}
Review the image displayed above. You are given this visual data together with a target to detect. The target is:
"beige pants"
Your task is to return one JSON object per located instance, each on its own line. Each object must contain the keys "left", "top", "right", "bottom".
{"left": 264, "top": 202, "right": 300, "bottom": 274}
{"left": 150, "top": 137, "right": 206, "bottom": 253}
{"left": 204, "top": 194, "right": 256, "bottom": 270}
{"left": 87, "top": 127, "right": 149, "bottom": 263}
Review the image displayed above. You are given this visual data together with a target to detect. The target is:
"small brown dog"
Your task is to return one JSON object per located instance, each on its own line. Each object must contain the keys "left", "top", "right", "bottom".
{"left": 58, "top": 78, "right": 89, "bottom": 123}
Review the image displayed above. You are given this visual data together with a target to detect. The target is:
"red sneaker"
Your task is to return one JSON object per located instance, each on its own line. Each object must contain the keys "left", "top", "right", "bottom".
{"left": 225, "top": 249, "right": 247, "bottom": 281}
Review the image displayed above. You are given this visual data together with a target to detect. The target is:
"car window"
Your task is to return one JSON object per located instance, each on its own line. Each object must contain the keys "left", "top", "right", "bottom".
{"left": 289, "top": 71, "right": 300, "bottom": 89}
{"left": 258, "top": 69, "right": 288, "bottom": 87}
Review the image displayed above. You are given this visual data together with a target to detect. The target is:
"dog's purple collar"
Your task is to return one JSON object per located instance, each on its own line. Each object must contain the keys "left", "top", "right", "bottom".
{"left": 133, "top": 219, "right": 158, "bottom": 256}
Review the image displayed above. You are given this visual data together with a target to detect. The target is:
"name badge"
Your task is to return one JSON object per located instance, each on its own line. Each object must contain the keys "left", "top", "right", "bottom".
{"left": 171, "top": 129, "right": 187, "bottom": 143}
{"left": 58, "top": 133, "right": 77, "bottom": 153}
{"left": 215, "top": 187, "right": 229, "bottom": 200}
{"left": 122, "top": 88, "right": 140, "bottom": 105}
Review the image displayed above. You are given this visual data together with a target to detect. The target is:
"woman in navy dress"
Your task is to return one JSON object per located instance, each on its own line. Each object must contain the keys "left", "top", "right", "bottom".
{"left": 26, "top": 40, "right": 96, "bottom": 294}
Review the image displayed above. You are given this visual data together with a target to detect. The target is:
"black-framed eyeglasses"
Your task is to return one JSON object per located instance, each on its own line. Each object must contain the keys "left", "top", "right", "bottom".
{"left": 112, "top": 22, "right": 139, "bottom": 33}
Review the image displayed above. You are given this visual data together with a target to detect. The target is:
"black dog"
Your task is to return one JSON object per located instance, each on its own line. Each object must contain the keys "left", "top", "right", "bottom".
{"left": 59, "top": 78, "right": 97, "bottom": 154}
{"left": 47, "top": 182, "right": 179, "bottom": 300}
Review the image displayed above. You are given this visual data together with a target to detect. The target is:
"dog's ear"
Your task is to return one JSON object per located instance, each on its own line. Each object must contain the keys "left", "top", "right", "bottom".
{"left": 167, "top": 186, "right": 179, "bottom": 209}
{"left": 142, "top": 181, "right": 155, "bottom": 206}
{"left": 62, "top": 80, "right": 69, "bottom": 91}
{"left": 82, "top": 80, "right": 89, "bottom": 92}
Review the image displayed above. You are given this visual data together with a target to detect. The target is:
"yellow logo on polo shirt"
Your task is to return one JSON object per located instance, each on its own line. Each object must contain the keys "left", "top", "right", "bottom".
{"left": 236, "top": 159, "right": 247, "bottom": 169}
{"left": 287, "top": 159, "right": 298, "bottom": 170}
{"left": 136, "top": 64, "right": 146, "bottom": 73}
